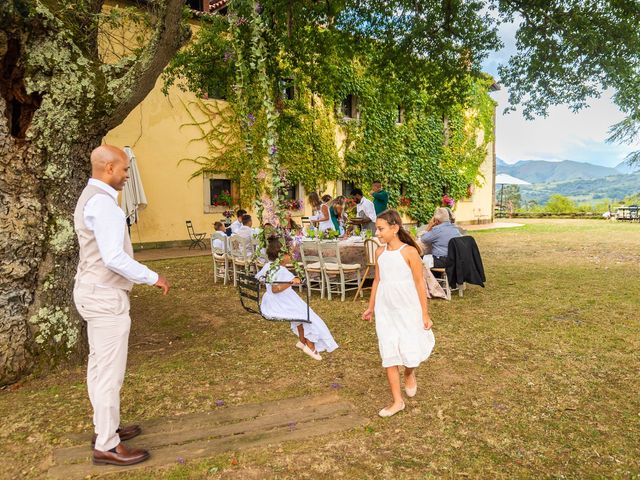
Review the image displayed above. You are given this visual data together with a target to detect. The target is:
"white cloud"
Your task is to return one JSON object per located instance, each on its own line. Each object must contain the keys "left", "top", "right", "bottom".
{"left": 483, "top": 20, "right": 636, "bottom": 168}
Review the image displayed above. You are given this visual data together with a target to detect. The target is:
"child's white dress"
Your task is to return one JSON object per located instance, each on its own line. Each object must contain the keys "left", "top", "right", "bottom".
{"left": 256, "top": 263, "right": 338, "bottom": 353}
{"left": 374, "top": 244, "right": 435, "bottom": 368}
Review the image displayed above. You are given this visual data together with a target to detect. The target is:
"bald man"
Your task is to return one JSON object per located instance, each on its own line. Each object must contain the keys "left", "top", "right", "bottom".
{"left": 73, "top": 145, "right": 170, "bottom": 466}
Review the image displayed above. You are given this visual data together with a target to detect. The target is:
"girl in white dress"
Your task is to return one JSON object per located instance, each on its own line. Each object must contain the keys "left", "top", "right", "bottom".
{"left": 256, "top": 237, "right": 338, "bottom": 361}
{"left": 362, "top": 209, "right": 435, "bottom": 417}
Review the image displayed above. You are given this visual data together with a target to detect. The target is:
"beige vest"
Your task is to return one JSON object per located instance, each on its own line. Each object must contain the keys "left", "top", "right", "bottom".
{"left": 74, "top": 184, "right": 134, "bottom": 291}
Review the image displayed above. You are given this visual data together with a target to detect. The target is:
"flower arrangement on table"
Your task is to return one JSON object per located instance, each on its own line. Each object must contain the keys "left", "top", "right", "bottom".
{"left": 284, "top": 199, "right": 304, "bottom": 211}
{"left": 442, "top": 194, "right": 455, "bottom": 208}
{"left": 222, "top": 209, "right": 234, "bottom": 219}
{"left": 212, "top": 190, "right": 233, "bottom": 207}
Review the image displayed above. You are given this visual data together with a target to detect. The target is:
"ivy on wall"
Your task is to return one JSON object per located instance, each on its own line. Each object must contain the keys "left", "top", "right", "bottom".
{"left": 164, "top": 2, "right": 496, "bottom": 224}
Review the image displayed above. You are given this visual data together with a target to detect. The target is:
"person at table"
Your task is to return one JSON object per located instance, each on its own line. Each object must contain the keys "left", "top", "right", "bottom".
{"left": 237, "top": 214, "right": 254, "bottom": 240}
{"left": 212, "top": 221, "right": 226, "bottom": 250}
{"left": 420, "top": 207, "right": 461, "bottom": 268}
{"left": 371, "top": 181, "right": 389, "bottom": 215}
{"left": 350, "top": 188, "right": 377, "bottom": 234}
{"left": 329, "top": 196, "right": 348, "bottom": 236}
{"left": 230, "top": 209, "right": 247, "bottom": 234}
{"left": 307, "top": 192, "right": 332, "bottom": 232}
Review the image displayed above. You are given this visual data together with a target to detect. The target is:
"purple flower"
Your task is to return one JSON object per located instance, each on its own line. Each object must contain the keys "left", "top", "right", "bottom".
{"left": 255, "top": 2, "right": 263, "bottom": 14}
{"left": 247, "top": 113, "right": 256, "bottom": 126}
{"left": 269, "top": 144, "right": 278, "bottom": 155}
{"left": 288, "top": 421, "right": 297, "bottom": 431}
{"left": 215, "top": 399, "right": 225, "bottom": 407}
{"left": 177, "top": 457, "right": 186, "bottom": 464}
{"left": 330, "top": 382, "right": 342, "bottom": 389}
{"left": 223, "top": 50, "right": 233, "bottom": 62}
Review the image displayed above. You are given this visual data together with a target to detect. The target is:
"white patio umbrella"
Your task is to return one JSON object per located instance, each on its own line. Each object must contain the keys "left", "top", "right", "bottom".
{"left": 495, "top": 173, "right": 530, "bottom": 213}
{"left": 120, "top": 146, "right": 148, "bottom": 225}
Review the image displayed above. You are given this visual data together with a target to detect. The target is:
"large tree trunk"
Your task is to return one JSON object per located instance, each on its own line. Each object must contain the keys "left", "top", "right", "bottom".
{"left": 0, "top": 0, "right": 189, "bottom": 385}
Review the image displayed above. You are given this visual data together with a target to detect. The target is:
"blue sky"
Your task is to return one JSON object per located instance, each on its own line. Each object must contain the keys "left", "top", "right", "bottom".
{"left": 481, "top": 21, "right": 635, "bottom": 168}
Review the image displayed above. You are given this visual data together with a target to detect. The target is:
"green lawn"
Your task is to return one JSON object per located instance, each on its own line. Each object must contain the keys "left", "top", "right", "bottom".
{"left": 2, "top": 219, "right": 639, "bottom": 479}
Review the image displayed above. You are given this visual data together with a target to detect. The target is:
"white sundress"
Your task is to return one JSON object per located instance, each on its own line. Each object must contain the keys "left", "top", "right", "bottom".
{"left": 374, "top": 244, "right": 435, "bottom": 368}
{"left": 255, "top": 263, "right": 338, "bottom": 353}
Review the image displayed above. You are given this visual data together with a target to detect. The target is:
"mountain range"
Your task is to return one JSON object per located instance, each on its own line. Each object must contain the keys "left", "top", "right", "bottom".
{"left": 496, "top": 158, "right": 640, "bottom": 204}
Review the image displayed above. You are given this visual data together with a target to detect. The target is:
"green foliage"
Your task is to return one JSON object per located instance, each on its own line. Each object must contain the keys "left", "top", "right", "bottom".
{"left": 165, "top": 5, "right": 497, "bottom": 224}
{"left": 544, "top": 194, "right": 577, "bottom": 214}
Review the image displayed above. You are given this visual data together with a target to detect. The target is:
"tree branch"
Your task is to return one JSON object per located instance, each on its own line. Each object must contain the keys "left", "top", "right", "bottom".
{"left": 102, "top": 0, "right": 190, "bottom": 132}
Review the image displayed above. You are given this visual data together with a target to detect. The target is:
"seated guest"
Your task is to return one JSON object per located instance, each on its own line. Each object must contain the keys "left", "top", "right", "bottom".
{"left": 230, "top": 209, "right": 247, "bottom": 234}
{"left": 212, "top": 221, "right": 226, "bottom": 250}
{"left": 420, "top": 207, "right": 462, "bottom": 267}
{"left": 237, "top": 214, "right": 254, "bottom": 239}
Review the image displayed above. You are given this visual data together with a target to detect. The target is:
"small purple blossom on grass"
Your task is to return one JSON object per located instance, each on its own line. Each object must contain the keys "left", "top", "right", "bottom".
{"left": 215, "top": 399, "right": 225, "bottom": 407}
{"left": 330, "top": 382, "right": 342, "bottom": 389}
{"left": 177, "top": 456, "right": 186, "bottom": 464}
{"left": 269, "top": 144, "right": 278, "bottom": 155}
{"left": 247, "top": 113, "right": 256, "bottom": 126}
{"left": 223, "top": 50, "right": 233, "bottom": 62}
{"left": 255, "top": 2, "right": 263, "bottom": 13}
{"left": 288, "top": 421, "right": 297, "bottom": 431}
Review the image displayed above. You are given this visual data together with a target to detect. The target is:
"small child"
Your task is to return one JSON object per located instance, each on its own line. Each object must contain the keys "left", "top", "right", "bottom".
{"left": 212, "top": 221, "right": 226, "bottom": 250}
{"left": 362, "top": 209, "right": 435, "bottom": 417}
{"left": 256, "top": 237, "right": 338, "bottom": 361}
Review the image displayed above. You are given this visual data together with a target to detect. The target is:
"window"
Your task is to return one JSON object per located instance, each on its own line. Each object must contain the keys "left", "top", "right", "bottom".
{"left": 279, "top": 79, "right": 295, "bottom": 100}
{"left": 340, "top": 94, "right": 359, "bottom": 119}
{"left": 341, "top": 180, "right": 357, "bottom": 196}
{"left": 284, "top": 184, "right": 297, "bottom": 200}
{"left": 203, "top": 174, "right": 237, "bottom": 213}
{"left": 209, "top": 179, "right": 232, "bottom": 206}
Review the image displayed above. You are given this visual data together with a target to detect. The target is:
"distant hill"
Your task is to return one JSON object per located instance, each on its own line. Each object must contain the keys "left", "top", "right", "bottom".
{"left": 518, "top": 172, "right": 640, "bottom": 205}
{"left": 615, "top": 159, "right": 640, "bottom": 175}
{"left": 497, "top": 158, "right": 620, "bottom": 183}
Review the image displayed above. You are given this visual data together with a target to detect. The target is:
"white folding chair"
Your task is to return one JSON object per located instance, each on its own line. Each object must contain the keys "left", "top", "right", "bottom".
{"left": 228, "top": 234, "right": 254, "bottom": 286}
{"left": 299, "top": 239, "right": 325, "bottom": 298}
{"left": 211, "top": 232, "right": 229, "bottom": 285}
{"left": 352, "top": 237, "right": 380, "bottom": 301}
{"left": 319, "top": 240, "right": 362, "bottom": 301}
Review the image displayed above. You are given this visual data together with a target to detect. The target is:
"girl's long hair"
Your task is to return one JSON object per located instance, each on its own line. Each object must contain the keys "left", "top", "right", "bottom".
{"left": 307, "top": 192, "right": 322, "bottom": 210}
{"left": 377, "top": 209, "right": 422, "bottom": 255}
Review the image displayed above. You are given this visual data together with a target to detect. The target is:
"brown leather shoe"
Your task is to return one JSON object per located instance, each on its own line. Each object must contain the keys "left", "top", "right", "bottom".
{"left": 93, "top": 442, "right": 150, "bottom": 466}
{"left": 91, "top": 425, "right": 142, "bottom": 447}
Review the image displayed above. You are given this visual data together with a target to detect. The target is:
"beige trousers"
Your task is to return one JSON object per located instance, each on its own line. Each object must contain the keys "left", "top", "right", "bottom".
{"left": 73, "top": 283, "right": 131, "bottom": 452}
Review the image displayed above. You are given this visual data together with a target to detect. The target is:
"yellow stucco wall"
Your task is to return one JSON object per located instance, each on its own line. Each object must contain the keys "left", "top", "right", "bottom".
{"left": 104, "top": 75, "right": 494, "bottom": 245}
{"left": 451, "top": 141, "right": 495, "bottom": 224}
{"left": 104, "top": 82, "right": 225, "bottom": 244}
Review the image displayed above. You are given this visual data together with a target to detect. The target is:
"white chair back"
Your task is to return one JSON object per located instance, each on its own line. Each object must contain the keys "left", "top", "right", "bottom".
{"left": 228, "top": 234, "right": 253, "bottom": 261}
{"left": 211, "top": 232, "right": 228, "bottom": 255}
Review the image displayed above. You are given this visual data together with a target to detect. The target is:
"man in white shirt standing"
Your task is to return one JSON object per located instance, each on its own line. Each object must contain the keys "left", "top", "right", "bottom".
{"left": 73, "top": 145, "right": 170, "bottom": 466}
{"left": 229, "top": 209, "right": 247, "bottom": 234}
{"left": 350, "top": 188, "right": 377, "bottom": 234}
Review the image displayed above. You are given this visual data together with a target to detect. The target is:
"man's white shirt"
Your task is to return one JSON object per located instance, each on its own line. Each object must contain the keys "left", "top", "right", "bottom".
{"left": 84, "top": 179, "right": 158, "bottom": 286}
{"left": 230, "top": 220, "right": 242, "bottom": 234}
{"left": 357, "top": 197, "right": 377, "bottom": 222}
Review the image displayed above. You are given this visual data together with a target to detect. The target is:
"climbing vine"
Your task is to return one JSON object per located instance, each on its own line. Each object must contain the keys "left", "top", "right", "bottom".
{"left": 164, "top": 1, "right": 496, "bottom": 224}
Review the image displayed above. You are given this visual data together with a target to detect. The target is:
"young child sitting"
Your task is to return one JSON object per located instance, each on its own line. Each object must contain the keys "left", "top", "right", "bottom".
{"left": 255, "top": 237, "right": 338, "bottom": 361}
